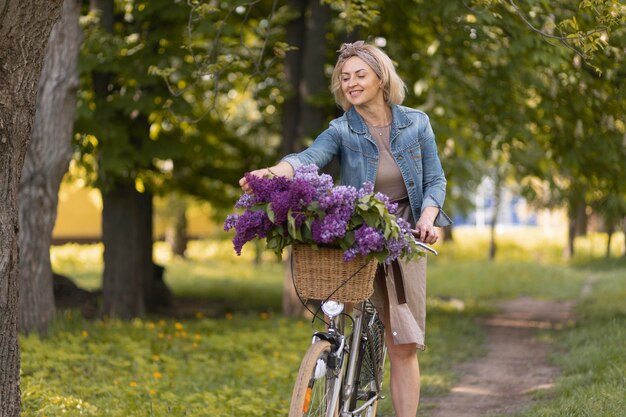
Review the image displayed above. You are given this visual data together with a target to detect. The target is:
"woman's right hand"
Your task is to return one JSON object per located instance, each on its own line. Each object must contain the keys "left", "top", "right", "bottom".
{"left": 239, "top": 162, "right": 295, "bottom": 193}
{"left": 239, "top": 168, "right": 272, "bottom": 194}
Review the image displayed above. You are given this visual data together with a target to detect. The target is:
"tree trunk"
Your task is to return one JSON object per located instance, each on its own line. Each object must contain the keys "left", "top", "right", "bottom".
{"left": 297, "top": 0, "right": 331, "bottom": 141}
{"left": 488, "top": 174, "right": 501, "bottom": 261}
{"left": 605, "top": 223, "right": 614, "bottom": 258}
{"left": 18, "top": 0, "right": 81, "bottom": 336}
{"left": 101, "top": 183, "right": 153, "bottom": 318}
{"left": 564, "top": 197, "right": 587, "bottom": 259}
{"left": 280, "top": 0, "right": 331, "bottom": 317}
{"left": 441, "top": 225, "right": 454, "bottom": 242}
{"left": 280, "top": 0, "right": 308, "bottom": 156}
{"left": 623, "top": 216, "right": 626, "bottom": 258}
{"left": 0, "top": 1, "right": 63, "bottom": 415}
{"left": 165, "top": 199, "right": 188, "bottom": 258}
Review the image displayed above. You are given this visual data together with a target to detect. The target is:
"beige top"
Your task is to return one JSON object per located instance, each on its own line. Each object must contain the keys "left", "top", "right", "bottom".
{"left": 367, "top": 123, "right": 428, "bottom": 349}
{"left": 368, "top": 123, "right": 408, "bottom": 201}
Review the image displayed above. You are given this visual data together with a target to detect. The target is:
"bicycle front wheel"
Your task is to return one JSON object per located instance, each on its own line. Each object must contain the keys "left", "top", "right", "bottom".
{"left": 289, "top": 340, "right": 341, "bottom": 417}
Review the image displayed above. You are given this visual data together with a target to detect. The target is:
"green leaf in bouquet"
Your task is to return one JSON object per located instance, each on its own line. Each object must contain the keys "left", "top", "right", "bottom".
{"left": 302, "top": 223, "right": 312, "bottom": 241}
{"left": 249, "top": 203, "right": 268, "bottom": 212}
{"left": 266, "top": 234, "right": 281, "bottom": 250}
{"left": 343, "top": 230, "right": 355, "bottom": 247}
{"left": 361, "top": 210, "right": 379, "bottom": 227}
{"left": 384, "top": 222, "right": 392, "bottom": 237}
{"left": 287, "top": 212, "right": 303, "bottom": 241}
{"left": 266, "top": 204, "right": 275, "bottom": 223}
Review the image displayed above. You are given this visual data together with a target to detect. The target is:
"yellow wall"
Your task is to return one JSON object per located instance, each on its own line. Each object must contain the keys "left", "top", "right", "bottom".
{"left": 53, "top": 183, "right": 216, "bottom": 242}
{"left": 53, "top": 184, "right": 101, "bottom": 240}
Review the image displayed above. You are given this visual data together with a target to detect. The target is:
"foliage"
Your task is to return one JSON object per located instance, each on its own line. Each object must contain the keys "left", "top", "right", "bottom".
{"left": 224, "top": 165, "right": 426, "bottom": 263}
{"left": 349, "top": 0, "right": 626, "bottom": 235}
{"left": 321, "top": 0, "right": 380, "bottom": 32}
{"left": 73, "top": 0, "right": 283, "bottom": 208}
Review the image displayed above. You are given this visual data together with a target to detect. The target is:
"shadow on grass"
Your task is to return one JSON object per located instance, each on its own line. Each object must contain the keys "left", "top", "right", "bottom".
{"left": 571, "top": 255, "right": 626, "bottom": 271}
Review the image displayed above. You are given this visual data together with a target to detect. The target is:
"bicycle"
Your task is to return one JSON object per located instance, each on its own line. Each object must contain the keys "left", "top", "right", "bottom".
{"left": 288, "top": 241, "right": 438, "bottom": 417}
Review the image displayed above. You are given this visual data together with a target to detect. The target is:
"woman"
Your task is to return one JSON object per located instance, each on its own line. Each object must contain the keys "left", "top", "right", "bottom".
{"left": 240, "top": 40, "right": 451, "bottom": 416}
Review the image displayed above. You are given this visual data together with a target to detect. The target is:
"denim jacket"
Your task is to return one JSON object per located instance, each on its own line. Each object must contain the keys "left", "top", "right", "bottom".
{"left": 282, "top": 105, "right": 452, "bottom": 227}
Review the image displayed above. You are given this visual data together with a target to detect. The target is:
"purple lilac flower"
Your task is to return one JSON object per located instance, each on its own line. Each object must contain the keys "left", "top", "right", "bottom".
{"left": 235, "top": 193, "right": 256, "bottom": 209}
{"left": 374, "top": 191, "right": 399, "bottom": 215}
{"left": 357, "top": 182, "right": 374, "bottom": 198}
{"left": 311, "top": 213, "right": 349, "bottom": 244}
{"left": 269, "top": 178, "right": 317, "bottom": 225}
{"left": 224, "top": 214, "right": 239, "bottom": 231}
{"left": 244, "top": 173, "right": 291, "bottom": 203}
{"left": 343, "top": 248, "right": 358, "bottom": 262}
{"left": 319, "top": 185, "right": 357, "bottom": 210}
{"left": 396, "top": 217, "right": 414, "bottom": 235}
{"left": 269, "top": 190, "right": 292, "bottom": 224}
{"left": 294, "top": 165, "right": 334, "bottom": 198}
{"left": 353, "top": 225, "right": 385, "bottom": 255}
{"left": 385, "top": 237, "right": 409, "bottom": 264}
{"left": 288, "top": 178, "right": 317, "bottom": 208}
{"left": 230, "top": 210, "right": 272, "bottom": 255}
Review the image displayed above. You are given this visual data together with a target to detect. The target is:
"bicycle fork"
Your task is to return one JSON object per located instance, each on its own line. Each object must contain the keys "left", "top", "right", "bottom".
{"left": 340, "top": 308, "right": 381, "bottom": 417}
{"left": 312, "top": 305, "right": 375, "bottom": 417}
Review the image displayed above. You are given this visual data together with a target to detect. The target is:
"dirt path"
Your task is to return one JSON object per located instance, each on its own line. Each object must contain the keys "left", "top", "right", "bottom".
{"left": 422, "top": 297, "right": 576, "bottom": 417}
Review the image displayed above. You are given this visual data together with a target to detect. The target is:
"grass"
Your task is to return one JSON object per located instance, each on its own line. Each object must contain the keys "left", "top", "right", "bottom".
{"left": 23, "top": 226, "right": 625, "bottom": 416}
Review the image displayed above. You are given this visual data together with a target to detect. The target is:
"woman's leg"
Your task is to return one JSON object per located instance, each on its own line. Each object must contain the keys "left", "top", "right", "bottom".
{"left": 385, "top": 314, "right": 420, "bottom": 417}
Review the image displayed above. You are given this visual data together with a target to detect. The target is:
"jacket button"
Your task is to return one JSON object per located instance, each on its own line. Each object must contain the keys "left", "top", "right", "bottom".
{"left": 397, "top": 155, "right": 403, "bottom": 160}
{"left": 408, "top": 181, "right": 415, "bottom": 187}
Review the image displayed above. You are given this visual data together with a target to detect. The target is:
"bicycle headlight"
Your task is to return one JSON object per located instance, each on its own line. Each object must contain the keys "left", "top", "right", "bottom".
{"left": 321, "top": 300, "right": 345, "bottom": 318}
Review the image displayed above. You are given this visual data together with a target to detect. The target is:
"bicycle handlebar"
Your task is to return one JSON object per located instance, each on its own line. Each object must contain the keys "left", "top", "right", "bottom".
{"left": 415, "top": 241, "right": 438, "bottom": 256}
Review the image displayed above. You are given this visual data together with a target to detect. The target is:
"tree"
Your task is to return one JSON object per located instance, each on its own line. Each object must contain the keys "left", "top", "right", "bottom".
{"left": 18, "top": 0, "right": 81, "bottom": 336}
{"left": 280, "top": 0, "right": 333, "bottom": 316}
{"left": 76, "top": 0, "right": 280, "bottom": 317}
{"left": 0, "top": 1, "right": 63, "bottom": 414}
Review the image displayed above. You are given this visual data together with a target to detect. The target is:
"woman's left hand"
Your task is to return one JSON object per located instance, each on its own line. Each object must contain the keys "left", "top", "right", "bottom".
{"left": 412, "top": 207, "right": 440, "bottom": 244}
{"left": 412, "top": 222, "right": 438, "bottom": 244}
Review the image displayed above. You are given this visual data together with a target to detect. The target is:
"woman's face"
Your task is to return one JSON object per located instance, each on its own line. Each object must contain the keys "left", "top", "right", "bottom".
{"left": 340, "top": 56, "right": 383, "bottom": 108}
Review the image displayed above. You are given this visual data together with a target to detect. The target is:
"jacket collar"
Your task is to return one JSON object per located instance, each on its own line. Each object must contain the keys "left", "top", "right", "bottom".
{"left": 346, "top": 104, "right": 412, "bottom": 135}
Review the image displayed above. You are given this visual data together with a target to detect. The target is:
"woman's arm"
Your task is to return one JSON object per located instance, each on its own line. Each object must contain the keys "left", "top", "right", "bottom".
{"left": 239, "top": 161, "right": 295, "bottom": 194}
{"left": 239, "top": 125, "right": 341, "bottom": 193}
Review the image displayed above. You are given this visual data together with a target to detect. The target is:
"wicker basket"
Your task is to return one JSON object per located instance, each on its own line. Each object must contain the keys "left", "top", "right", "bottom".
{"left": 291, "top": 243, "right": 378, "bottom": 303}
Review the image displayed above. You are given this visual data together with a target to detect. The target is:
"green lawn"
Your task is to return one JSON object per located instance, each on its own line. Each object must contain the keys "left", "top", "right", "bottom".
{"left": 21, "top": 227, "right": 625, "bottom": 416}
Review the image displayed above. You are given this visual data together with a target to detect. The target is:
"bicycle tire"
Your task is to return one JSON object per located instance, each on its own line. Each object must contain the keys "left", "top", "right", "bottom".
{"left": 289, "top": 340, "right": 341, "bottom": 417}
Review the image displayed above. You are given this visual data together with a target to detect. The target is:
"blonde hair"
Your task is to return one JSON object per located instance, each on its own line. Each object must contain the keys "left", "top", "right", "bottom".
{"left": 331, "top": 41, "right": 407, "bottom": 111}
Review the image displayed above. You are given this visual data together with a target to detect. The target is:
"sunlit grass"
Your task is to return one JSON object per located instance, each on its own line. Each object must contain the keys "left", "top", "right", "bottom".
{"left": 38, "top": 227, "right": 626, "bottom": 417}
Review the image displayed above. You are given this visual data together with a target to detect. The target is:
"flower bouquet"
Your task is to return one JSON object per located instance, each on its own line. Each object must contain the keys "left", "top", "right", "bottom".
{"left": 225, "top": 164, "right": 425, "bottom": 263}
{"left": 224, "top": 165, "right": 426, "bottom": 301}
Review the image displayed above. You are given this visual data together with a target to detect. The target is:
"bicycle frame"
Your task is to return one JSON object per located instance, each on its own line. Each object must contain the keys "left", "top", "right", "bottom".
{"left": 310, "top": 300, "right": 383, "bottom": 417}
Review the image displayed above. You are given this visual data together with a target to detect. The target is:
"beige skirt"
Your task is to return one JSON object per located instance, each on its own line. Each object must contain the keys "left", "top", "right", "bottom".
{"left": 369, "top": 202, "right": 428, "bottom": 349}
